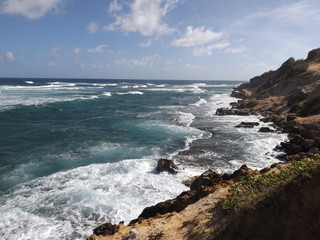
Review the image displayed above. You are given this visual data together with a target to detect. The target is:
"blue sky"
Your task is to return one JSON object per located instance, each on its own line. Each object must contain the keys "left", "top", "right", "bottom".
{"left": 0, "top": 0, "right": 319, "bottom": 80}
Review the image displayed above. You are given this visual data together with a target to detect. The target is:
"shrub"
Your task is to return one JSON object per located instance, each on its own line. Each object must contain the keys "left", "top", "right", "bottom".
{"left": 222, "top": 156, "right": 319, "bottom": 210}
{"left": 286, "top": 60, "right": 309, "bottom": 78}
{"left": 298, "top": 93, "right": 320, "bottom": 116}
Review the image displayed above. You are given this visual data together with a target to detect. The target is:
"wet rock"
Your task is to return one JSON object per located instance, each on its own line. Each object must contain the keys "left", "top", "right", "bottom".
{"left": 236, "top": 122, "right": 260, "bottom": 128}
{"left": 259, "top": 127, "right": 276, "bottom": 133}
{"left": 216, "top": 107, "right": 250, "bottom": 116}
{"left": 190, "top": 169, "right": 222, "bottom": 190}
{"left": 93, "top": 222, "right": 119, "bottom": 236}
{"left": 156, "top": 158, "right": 178, "bottom": 174}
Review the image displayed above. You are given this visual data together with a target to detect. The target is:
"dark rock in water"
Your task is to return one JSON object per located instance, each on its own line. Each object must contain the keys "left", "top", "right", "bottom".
{"left": 190, "top": 169, "right": 222, "bottom": 190}
{"left": 236, "top": 122, "right": 260, "bottom": 128}
{"left": 259, "top": 127, "right": 275, "bottom": 133}
{"left": 216, "top": 107, "right": 250, "bottom": 116}
{"left": 156, "top": 158, "right": 178, "bottom": 174}
{"left": 93, "top": 222, "right": 119, "bottom": 236}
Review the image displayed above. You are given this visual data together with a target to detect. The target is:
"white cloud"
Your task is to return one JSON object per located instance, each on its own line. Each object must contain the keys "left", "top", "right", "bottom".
{"left": 105, "top": 0, "right": 179, "bottom": 36}
{"left": 139, "top": 39, "right": 153, "bottom": 47}
{"left": 0, "top": 0, "right": 66, "bottom": 19}
{"left": 87, "top": 44, "right": 108, "bottom": 53}
{"left": 224, "top": 47, "right": 245, "bottom": 54}
{"left": 5, "top": 51, "right": 15, "bottom": 60}
{"left": 87, "top": 22, "right": 99, "bottom": 33}
{"left": 171, "top": 26, "right": 222, "bottom": 47}
{"left": 192, "top": 42, "right": 230, "bottom": 56}
{"left": 108, "top": 0, "right": 122, "bottom": 13}
{"left": 73, "top": 47, "right": 81, "bottom": 54}
{"left": 115, "top": 55, "right": 159, "bottom": 67}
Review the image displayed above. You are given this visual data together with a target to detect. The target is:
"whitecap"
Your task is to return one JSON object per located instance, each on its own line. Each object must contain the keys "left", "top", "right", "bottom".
{"left": 102, "top": 92, "right": 112, "bottom": 97}
{"left": 115, "top": 91, "right": 144, "bottom": 95}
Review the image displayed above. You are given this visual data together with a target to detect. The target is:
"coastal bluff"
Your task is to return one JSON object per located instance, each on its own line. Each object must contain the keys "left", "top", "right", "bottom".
{"left": 86, "top": 48, "right": 320, "bottom": 240}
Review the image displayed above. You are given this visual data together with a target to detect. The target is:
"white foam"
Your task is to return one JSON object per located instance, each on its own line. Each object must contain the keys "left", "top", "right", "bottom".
{"left": 0, "top": 158, "right": 194, "bottom": 240}
{"left": 176, "top": 111, "right": 195, "bottom": 127}
{"left": 102, "top": 92, "right": 112, "bottom": 97}
{"left": 190, "top": 98, "right": 207, "bottom": 106}
{"left": 25, "top": 81, "right": 34, "bottom": 84}
{"left": 115, "top": 91, "right": 144, "bottom": 95}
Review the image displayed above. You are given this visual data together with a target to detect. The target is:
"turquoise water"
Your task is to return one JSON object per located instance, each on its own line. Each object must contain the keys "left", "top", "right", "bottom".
{"left": 0, "top": 79, "right": 287, "bottom": 239}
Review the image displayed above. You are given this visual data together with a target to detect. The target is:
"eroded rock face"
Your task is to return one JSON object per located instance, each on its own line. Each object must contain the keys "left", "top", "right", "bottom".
{"left": 156, "top": 158, "right": 178, "bottom": 174}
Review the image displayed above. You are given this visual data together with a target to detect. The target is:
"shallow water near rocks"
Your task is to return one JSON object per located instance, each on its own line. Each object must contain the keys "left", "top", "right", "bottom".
{"left": 0, "top": 79, "right": 287, "bottom": 239}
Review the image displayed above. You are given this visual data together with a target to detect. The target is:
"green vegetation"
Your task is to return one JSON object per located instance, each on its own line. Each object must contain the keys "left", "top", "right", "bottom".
{"left": 222, "top": 155, "right": 320, "bottom": 210}
{"left": 286, "top": 60, "right": 309, "bottom": 78}
{"left": 298, "top": 93, "right": 320, "bottom": 116}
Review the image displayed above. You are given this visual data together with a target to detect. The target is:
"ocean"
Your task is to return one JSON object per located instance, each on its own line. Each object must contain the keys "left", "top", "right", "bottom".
{"left": 0, "top": 78, "right": 287, "bottom": 239}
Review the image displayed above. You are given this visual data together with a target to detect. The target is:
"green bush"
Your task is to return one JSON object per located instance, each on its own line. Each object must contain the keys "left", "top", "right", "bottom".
{"left": 298, "top": 93, "right": 320, "bottom": 116}
{"left": 287, "top": 60, "right": 309, "bottom": 78}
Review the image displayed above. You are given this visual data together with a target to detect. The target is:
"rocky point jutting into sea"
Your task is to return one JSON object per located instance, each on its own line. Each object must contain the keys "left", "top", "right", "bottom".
{"left": 86, "top": 48, "right": 320, "bottom": 240}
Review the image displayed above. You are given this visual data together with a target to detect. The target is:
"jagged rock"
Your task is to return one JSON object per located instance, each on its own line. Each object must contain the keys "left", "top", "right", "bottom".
{"left": 190, "top": 169, "right": 222, "bottom": 190}
{"left": 259, "top": 127, "right": 275, "bottom": 133}
{"left": 306, "top": 48, "right": 320, "bottom": 61}
{"left": 156, "top": 158, "right": 178, "bottom": 174}
{"left": 93, "top": 222, "right": 119, "bottom": 236}
{"left": 236, "top": 122, "right": 260, "bottom": 128}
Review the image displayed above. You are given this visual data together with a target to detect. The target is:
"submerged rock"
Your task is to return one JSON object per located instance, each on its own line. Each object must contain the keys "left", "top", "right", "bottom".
{"left": 156, "top": 158, "right": 178, "bottom": 174}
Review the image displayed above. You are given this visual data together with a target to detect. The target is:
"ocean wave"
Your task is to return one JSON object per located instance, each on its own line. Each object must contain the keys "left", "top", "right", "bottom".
{"left": 102, "top": 92, "right": 112, "bottom": 97}
{"left": 176, "top": 111, "right": 195, "bottom": 127}
{"left": 0, "top": 158, "right": 192, "bottom": 239}
{"left": 190, "top": 98, "right": 207, "bottom": 106}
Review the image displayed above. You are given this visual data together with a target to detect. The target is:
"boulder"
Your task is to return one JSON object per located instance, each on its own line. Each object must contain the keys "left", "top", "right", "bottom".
{"left": 156, "top": 158, "right": 178, "bottom": 174}
{"left": 93, "top": 222, "right": 119, "bottom": 236}
{"left": 190, "top": 169, "right": 222, "bottom": 190}
{"left": 236, "top": 122, "right": 260, "bottom": 128}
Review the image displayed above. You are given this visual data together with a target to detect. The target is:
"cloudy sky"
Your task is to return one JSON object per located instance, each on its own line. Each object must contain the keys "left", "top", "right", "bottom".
{"left": 0, "top": 0, "right": 319, "bottom": 80}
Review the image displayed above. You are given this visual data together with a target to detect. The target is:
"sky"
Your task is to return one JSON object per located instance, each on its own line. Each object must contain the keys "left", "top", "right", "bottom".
{"left": 0, "top": 0, "right": 319, "bottom": 80}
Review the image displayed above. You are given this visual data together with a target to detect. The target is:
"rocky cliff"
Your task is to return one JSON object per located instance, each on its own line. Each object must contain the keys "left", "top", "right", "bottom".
{"left": 232, "top": 48, "right": 320, "bottom": 117}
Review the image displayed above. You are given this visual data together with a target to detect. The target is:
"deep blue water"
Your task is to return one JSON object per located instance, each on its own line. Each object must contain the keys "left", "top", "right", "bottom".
{"left": 0, "top": 78, "right": 287, "bottom": 239}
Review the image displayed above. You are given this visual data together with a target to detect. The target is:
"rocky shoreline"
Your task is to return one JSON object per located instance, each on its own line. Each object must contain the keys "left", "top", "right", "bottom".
{"left": 86, "top": 48, "right": 320, "bottom": 240}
